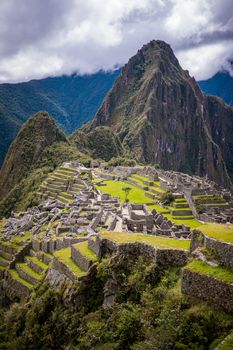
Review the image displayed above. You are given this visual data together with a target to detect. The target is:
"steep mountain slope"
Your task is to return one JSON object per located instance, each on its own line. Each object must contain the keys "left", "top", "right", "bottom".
{"left": 0, "top": 111, "right": 67, "bottom": 200}
{"left": 199, "top": 72, "right": 233, "bottom": 106}
{"left": 0, "top": 70, "right": 120, "bottom": 166}
{"left": 90, "top": 40, "right": 233, "bottom": 188}
{"left": 72, "top": 126, "right": 123, "bottom": 161}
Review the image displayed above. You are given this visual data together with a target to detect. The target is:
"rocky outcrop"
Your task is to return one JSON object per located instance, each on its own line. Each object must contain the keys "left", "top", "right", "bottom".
{"left": 90, "top": 40, "right": 233, "bottom": 188}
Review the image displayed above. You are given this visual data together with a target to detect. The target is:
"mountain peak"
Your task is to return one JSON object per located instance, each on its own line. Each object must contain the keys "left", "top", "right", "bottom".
{"left": 90, "top": 41, "right": 233, "bottom": 188}
{"left": 0, "top": 111, "right": 67, "bottom": 200}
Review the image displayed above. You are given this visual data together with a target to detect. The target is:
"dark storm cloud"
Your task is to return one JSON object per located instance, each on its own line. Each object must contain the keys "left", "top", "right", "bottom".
{"left": 0, "top": 0, "right": 232, "bottom": 82}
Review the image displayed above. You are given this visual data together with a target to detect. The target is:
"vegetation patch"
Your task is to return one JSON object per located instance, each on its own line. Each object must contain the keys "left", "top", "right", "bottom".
{"left": 185, "top": 260, "right": 233, "bottom": 283}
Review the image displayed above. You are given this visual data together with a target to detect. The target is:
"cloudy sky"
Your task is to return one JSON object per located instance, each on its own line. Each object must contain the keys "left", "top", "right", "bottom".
{"left": 0, "top": 0, "right": 232, "bottom": 83}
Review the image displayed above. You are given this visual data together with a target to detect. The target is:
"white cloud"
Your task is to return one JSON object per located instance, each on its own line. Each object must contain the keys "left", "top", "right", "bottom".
{"left": 0, "top": 0, "right": 232, "bottom": 83}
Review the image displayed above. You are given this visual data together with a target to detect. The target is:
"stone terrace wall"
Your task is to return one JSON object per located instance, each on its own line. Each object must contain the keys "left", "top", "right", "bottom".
{"left": 182, "top": 268, "right": 233, "bottom": 312}
{"left": 204, "top": 236, "right": 233, "bottom": 269}
{"left": 3, "top": 270, "right": 31, "bottom": 301}
{"left": 10, "top": 242, "right": 32, "bottom": 268}
{"left": 71, "top": 245, "right": 92, "bottom": 271}
{"left": 98, "top": 237, "right": 189, "bottom": 267}
{"left": 88, "top": 237, "right": 100, "bottom": 256}
{"left": 53, "top": 256, "right": 78, "bottom": 282}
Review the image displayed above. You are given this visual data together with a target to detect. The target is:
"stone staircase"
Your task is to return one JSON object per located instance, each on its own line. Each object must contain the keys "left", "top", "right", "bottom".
{"left": 7, "top": 248, "right": 50, "bottom": 297}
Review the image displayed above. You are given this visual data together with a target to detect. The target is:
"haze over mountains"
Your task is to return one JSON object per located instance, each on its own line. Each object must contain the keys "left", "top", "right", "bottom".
{"left": 0, "top": 70, "right": 119, "bottom": 166}
{"left": 0, "top": 59, "right": 233, "bottom": 169}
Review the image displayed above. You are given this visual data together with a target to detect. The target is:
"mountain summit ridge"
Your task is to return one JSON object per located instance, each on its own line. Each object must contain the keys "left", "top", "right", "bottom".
{"left": 90, "top": 40, "right": 233, "bottom": 188}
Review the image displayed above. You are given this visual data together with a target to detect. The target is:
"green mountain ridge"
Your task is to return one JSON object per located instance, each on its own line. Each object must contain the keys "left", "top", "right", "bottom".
{"left": 0, "top": 70, "right": 120, "bottom": 166}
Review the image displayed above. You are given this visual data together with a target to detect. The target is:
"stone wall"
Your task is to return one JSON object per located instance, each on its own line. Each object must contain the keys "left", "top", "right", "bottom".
{"left": 71, "top": 245, "right": 92, "bottom": 271}
{"left": 156, "top": 248, "right": 188, "bottom": 267}
{"left": 32, "top": 239, "right": 41, "bottom": 251}
{"left": 99, "top": 237, "right": 189, "bottom": 267}
{"left": 190, "top": 230, "right": 205, "bottom": 252}
{"left": 53, "top": 256, "right": 78, "bottom": 282}
{"left": 204, "top": 236, "right": 233, "bottom": 269}
{"left": 182, "top": 268, "right": 233, "bottom": 312}
{"left": 3, "top": 270, "right": 31, "bottom": 301}
{"left": 55, "top": 237, "right": 87, "bottom": 251}
{"left": 16, "top": 264, "right": 38, "bottom": 285}
{"left": 10, "top": 242, "right": 32, "bottom": 269}
{"left": 0, "top": 242, "right": 18, "bottom": 255}
{"left": 88, "top": 237, "right": 100, "bottom": 256}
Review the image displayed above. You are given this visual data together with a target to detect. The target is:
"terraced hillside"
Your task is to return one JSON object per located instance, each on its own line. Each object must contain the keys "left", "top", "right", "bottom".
{"left": 1, "top": 162, "right": 233, "bottom": 350}
{"left": 38, "top": 165, "right": 87, "bottom": 204}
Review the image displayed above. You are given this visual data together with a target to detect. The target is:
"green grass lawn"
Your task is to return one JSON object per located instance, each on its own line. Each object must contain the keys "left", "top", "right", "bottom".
{"left": 100, "top": 232, "right": 190, "bottom": 250}
{"left": 185, "top": 260, "right": 233, "bottom": 283}
{"left": 96, "top": 180, "right": 155, "bottom": 204}
{"left": 54, "top": 248, "right": 87, "bottom": 277}
{"left": 200, "top": 223, "right": 233, "bottom": 243}
{"left": 73, "top": 241, "right": 98, "bottom": 261}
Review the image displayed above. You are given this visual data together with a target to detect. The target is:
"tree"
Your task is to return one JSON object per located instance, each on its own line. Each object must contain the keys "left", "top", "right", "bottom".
{"left": 122, "top": 187, "right": 132, "bottom": 203}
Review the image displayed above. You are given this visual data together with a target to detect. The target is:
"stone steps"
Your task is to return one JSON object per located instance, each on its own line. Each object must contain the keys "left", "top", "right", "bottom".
{"left": 61, "top": 191, "right": 74, "bottom": 200}
{"left": 173, "top": 202, "right": 189, "bottom": 209}
{"left": 16, "top": 262, "right": 43, "bottom": 285}
{"left": 8, "top": 269, "right": 33, "bottom": 293}
{"left": 171, "top": 209, "right": 193, "bottom": 216}
{"left": 57, "top": 195, "right": 72, "bottom": 204}
{"left": 60, "top": 166, "right": 78, "bottom": 174}
{"left": 48, "top": 176, "right": 67, "bottom": 184}
{"left": 26, "top": 256, "right": 48, "bottom": 274}
{"left": 53, "top": 172, "right": 72, "bottom": 180}
{"left": 0, "top": 256, "right": 9, "bottom": 267}
{"left": 71, "top": 241, "right": 98, "bottom": 272}
{"left": 0, "top": 250, "right": 13, "bottom": 261}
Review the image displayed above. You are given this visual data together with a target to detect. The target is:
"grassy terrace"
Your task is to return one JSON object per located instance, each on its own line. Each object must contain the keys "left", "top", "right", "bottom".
{"left": 163, "top": 213, "right": 202, "bottom": 229}
{"left": 18, "top": 263, "right": 43, "bottom": 280}
{"left": 96, "top": 180, "right": 155, "bottom": 204}
{"left": 27, "top": 256, "right": 48, "bottom": 269}
{"left": 147, "top": 203, "right": 170, "bottom": 214}
{"left": 200, "top": 223, "right": 233, "bottom": 244}
{"left": 185, "top": 260, "right": 233, "bottom": 284}
{"left": 74, "top": 241, "right": 98, "bottom": 261}
{"left": 54, "top": 248, "right": 87, "bottom": 277}
{"left": 100, "top": 232, "right": 190, "bottom": 250}
{"left": 9, "top": 269, "right": 33, "bottom": 288}
{"left": 131, "top": 174, "right": 152, "bottom": 182}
